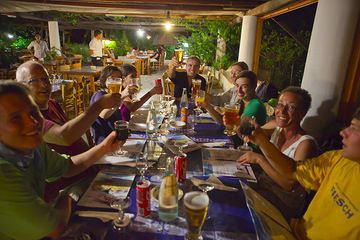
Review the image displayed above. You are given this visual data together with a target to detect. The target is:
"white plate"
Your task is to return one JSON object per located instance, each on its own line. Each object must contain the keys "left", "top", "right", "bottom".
{"left": 169, "top": 120, "right": 186, "bottom": 128}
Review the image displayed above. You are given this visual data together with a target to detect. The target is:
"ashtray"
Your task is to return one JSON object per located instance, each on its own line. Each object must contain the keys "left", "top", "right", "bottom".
{"left": 150, "top": 185, "right": 184, "bottom": 202}
{"left": 169, "top": 120, "right": 186, "bottom": 128}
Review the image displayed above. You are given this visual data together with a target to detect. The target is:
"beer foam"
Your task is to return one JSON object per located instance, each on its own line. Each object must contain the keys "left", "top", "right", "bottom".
{"left": 184, "top": 191, "right": 209, "bottom": 210}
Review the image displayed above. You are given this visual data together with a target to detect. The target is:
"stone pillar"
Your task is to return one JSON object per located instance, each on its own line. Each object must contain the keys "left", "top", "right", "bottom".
{"left": 48, "top": 21, "right": 61, "bottom": 55}
{"left": 301, "top": 0, "right": 360, "bottom": 138}
{"left": 238, "top": 15, "right": 257, "bottom": 70}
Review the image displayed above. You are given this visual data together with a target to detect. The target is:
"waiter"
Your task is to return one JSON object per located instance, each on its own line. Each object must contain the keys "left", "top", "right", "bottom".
{"left": 27, "top": 33, "right": 51, "bottom": 62}
{"left": 89, "top": 30, "right": 115, "bottom": 66}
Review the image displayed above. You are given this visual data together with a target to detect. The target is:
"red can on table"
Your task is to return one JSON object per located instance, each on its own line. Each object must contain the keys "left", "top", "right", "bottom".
{"left": 175, "top": 154, "right": 188, "bottom": 183}
{"left": 155, "top": 78, "right": 162, "bottom": 86}
{"left": 136, "top": 179, "right": 151, "bottom": 217}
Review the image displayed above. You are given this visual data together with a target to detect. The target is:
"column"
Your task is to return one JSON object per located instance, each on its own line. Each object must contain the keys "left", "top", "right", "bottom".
{"left": 301, "top": 0, "right": 360, "bottom": 138}
{"left": 48, "top": 21, "right": 61, "bottom": 56}
{"left": 238, "top": 16, "right": 257, "bottom": 70}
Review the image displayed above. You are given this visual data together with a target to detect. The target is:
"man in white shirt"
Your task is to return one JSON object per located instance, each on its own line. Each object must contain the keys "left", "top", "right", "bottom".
{"left": 89, "top": 30, "right": 115, "bottom": 66}
{"left": 27, "top": 33, "right": 50, "bottom": 62}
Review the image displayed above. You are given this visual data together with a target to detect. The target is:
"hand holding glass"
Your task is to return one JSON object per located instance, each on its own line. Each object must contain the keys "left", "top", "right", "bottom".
{"left": 114, "top": 120, "right": 129, "bottom": 155}
{"left": 238, "top": 116, "right": 256, "bottom": 152}
{"left": 131, "top": 78, "right": 141, "bottom": 102}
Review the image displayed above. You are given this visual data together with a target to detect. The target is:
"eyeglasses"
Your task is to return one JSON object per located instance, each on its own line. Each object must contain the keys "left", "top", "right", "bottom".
{"left": 275, "top": 103, "right": 298, "bottom": 113}
{"left": 27, "top": 77, "right": 50, "bottom": 85}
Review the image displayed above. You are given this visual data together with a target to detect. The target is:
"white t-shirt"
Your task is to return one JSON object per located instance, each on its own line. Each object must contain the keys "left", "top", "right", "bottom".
{"left": 27, "top": 40, "right": 49, "bottom": 60}
{"left": 89, "top": 38, "right": 103, "bottom": 57}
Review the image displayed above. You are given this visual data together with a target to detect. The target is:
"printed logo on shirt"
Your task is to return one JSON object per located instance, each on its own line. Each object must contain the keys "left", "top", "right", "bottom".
{"left": 330, "top": 183, "right": 355, "bottom": 219}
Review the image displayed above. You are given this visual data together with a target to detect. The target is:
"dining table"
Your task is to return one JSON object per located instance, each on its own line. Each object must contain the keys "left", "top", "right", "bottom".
{"left": 59, "top": 104, "right": 293, "bottom": 240}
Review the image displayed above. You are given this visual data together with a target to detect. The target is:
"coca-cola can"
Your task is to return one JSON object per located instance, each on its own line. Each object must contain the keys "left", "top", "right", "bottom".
{"left": 175, "top": 154, "right": 188, "bottom": 183}
{"left": 155, "top": 78, "right": 162, "bottom": 86}
{"left": 136, "top": 179, "right": 151, "bottom": 217}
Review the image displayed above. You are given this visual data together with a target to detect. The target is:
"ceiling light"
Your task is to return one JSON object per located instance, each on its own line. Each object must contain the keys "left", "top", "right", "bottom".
{"left": 146, "top": 35, "right": 151, "bottom": 40}
{"left": 7, "top": 33, "right": 14, "bottom": 39}
{"left": 137, "top": 28, "right": 145, "bottom": 37}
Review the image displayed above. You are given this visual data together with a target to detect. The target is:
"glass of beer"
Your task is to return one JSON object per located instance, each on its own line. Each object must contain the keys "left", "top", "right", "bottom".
{"left": 184, "top": 191, "right": 209, "bottom": 240}
{"left": 223, "top": 103, "right": 240, "bottom": 136}
{"left": 107, "top": 77, "right": 123, "bottom": 93}
{"left": 114, "top": 120, "right": 130, "bottom": 155}
{"left": 192, "top": 79, "right": 202, "bottom": 98}
{"left": 131, "top": 77, "right": 141, "bottom": 102}
{"left": 174, "top": 48, "right": 184, "bottom": 64}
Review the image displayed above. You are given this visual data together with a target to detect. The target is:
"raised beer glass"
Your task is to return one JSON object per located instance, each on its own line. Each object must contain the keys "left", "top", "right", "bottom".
{"left": 191, "top": 79, "right": 202, "bottom": 98}
{"left": 107, "top": 77, "right": 123, "bottom": 93}
{"left": 184, "top": 191, "right": 209, "bottom": 240}
{"left": 114, "top": 120, "right": 130, "bottom": 155}
{"left": 131, "top": 77, "right": 141, "bottom": 102}
{"left": 174, "top": 48, "right": 184, "bottom": 64}
{"left": 223, "top": 103, "right": 240, "bottom": 136}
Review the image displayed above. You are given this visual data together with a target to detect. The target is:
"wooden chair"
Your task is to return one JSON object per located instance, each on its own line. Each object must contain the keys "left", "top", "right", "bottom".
{"left": 133, "top": 59, "right": 142, "bottom": 78}
{"left": 162, "top": 71, "right": 174, "bottom": 96}
{"left": 73, "top": 76, "right": 88, "bottom": 115}
{"left": 61, "top": 80, "right": 76, "bottom": 119}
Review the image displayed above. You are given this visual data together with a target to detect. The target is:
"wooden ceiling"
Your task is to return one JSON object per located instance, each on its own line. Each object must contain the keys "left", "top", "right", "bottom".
{"left": 0, "top": 0, "right": 299, "bottom": 31}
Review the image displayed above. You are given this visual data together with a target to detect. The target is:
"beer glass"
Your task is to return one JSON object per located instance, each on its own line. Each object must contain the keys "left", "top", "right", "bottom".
{"left": 223, "top": 103, "right": 240, "bottom": 136}
{"left": 174, "top": 48, "right": 184, "bottom": 63}
{"left": 184, "top": 191, "right": 209, "bottom": 240}
{"left": 131, "top": 77, "right": 141, "bottom": 102}
{"left": 114, "top": 120, "right": 130, "bottom": 155}
{"left": 192, "top": 79, "right": 202, "bottom": 98}
{"left": 107, "top": 77, "right": 123, "bottom": 93}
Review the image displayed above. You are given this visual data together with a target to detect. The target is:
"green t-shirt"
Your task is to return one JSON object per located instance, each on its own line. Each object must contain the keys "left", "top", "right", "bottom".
{"left": 0, "top": 143, "right": 70, "bottom": 240}
{"left": 242, "top": 98, "right": 267, "bottom": 126}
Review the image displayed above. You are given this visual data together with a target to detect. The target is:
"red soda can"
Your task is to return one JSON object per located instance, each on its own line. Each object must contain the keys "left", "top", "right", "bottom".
{"left": 136, "top": 179, "right": 151, "bottom": 217}
{"left": 155, "top": 78, "right": 162, "bottom": 86}
{"left": 175, "top": 154, "right": 188, "bottom": 183}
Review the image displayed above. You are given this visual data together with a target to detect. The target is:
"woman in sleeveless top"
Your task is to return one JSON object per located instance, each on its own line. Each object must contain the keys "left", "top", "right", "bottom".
{"left": 238, "top": 86, "right": 319, "bottom": 220}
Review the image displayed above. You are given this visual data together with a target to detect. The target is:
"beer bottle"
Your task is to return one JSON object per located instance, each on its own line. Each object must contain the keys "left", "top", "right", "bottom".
{"left": 180, "top": 88, "right": 189, "bottom": 124}
{"left": 158, "top": 157, "right": 179, "bottom": 222}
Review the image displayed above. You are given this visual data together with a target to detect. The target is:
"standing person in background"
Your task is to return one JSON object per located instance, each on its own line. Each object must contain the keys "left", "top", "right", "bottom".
{"left": 168, "top": 56, "right": 206, "bottom": 99}
{"left": 89, "top": 30, "right": 115, "bottom": 66}
{"left": 27, "top": 33, "right": 51, "bottom": 62}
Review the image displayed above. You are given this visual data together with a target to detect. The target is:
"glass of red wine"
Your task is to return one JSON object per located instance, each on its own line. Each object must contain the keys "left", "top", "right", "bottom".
{"left": 114, "top": 120, "right": 130, "bottom": 155}
{"left": 238, "top": 116, "right": 256, "bottom": 152}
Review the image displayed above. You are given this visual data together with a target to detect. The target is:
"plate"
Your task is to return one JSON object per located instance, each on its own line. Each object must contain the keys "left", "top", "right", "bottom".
{"left": 151, "top": 186, "right": 184, "bottom": 202}
{"left": 169, "top": 120, "right": 186, "bottom": 128}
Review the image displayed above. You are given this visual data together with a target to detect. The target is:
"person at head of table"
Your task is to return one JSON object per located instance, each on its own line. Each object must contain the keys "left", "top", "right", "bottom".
{"left": 89, "top": 30, "right": 116, "bottom": 66}
{"left": 90, "top": 64, "right": 162, "bottom": 144}
{"left": 167, "top": 55, "right": 207, "bottom": 100}
{"left": 27, "top": 32, "right": 51, "bottom": 62}
{"left": 0, "top": 81, "right": 126, "bottom": 240}
{"left": 238, "top": 107, "right": 360, "bottom": 239}
{"left": 131, "top": 47, "right": 139, "bottom": 56}
{"left": 210, "top": 61, "right": 249, "bottom": 107}
{"left": 238, "top": 86, "right": 319, "bottom": 220}
{"left": 16, "top": 61, "right": 123, "bottom": 201}
{"left": 198, "top": 70, "right": 267, "bottom": 128}
{"left": 151, "top": 45, "right": 164, "bottom": 61}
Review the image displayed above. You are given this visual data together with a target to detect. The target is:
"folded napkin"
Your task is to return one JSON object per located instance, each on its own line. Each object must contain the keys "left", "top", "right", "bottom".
{"left": 200, "top": 142, "right": 227, "bottom": 148}
{"left": 76, "top": 211, "right": 117, "bottom": 222}
{"left": 191, "top": 175, "right": 238, "bottom": 192}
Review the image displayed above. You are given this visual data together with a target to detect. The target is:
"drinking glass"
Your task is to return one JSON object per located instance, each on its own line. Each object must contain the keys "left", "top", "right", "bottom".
{"left": 136, "top": 152, "right": 148, "bottom": 181}
{"left": 174, "top": 48, "right": 184, "bottom": 64}
{"left": 194, "top": 90, "right": 205, "bottom": 116}
{"left": 106, "top": 77, "right": 123, "bottom": 93}
{"left": 223, "top": 103, "right": 240, "bottom": 136}
{"left": 131, "top": 77, "right": 141, "bottom": 102}
{"left": 110, "top": 196, "right": 131, "bottom": 231}
{"left": 238, "top": 116, "right": 256, "bottom": 152}
{"left": 114, "top": 120, "right": 130, "bottom": 155}
{"left": 197, "top": 182, "right": 214, "bottom": 220}
{"left": 184, "top": 191, "right": 209, "bottom": 240}
{"left": 192, "top": 79, "right": 202, "bottom": 99}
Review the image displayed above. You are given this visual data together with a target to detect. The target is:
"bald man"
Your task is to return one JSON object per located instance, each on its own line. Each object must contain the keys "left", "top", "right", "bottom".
{"left": 16, "top": 61, "right": 127, "bottom": 201}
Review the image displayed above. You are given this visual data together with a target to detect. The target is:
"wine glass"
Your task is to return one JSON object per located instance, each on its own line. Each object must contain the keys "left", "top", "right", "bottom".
{"left": 131, "top": 77, "right": 141, "bottom": 102}
{"left": 114, "top": 120, "right": 130, "bottom": 155}
{"left": 198, "top": 182, "right": 214, "bottom": 220}
{"left": 136, "top": 152, "right": 148, "bottom": 181}
{"left": 238, "top": 116, "right": 256, "bottom": 152}
{"left": 110, "top": 196, "right": 131, "bottom": 231}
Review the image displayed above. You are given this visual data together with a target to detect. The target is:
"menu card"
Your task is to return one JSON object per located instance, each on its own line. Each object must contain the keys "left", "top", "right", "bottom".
{"left": 77, "top": 167, "right": 135, "bottom": 209}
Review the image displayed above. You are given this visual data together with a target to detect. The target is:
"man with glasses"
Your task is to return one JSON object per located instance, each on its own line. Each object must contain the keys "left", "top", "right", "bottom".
{"left": 241, "top": 107, "right": 360, "bottom": 239}
{"left": 168, "top": 56, "right": 206, "bottom": 99}
{"left": 16, "top": 61, "right": 126, "bottom": 201}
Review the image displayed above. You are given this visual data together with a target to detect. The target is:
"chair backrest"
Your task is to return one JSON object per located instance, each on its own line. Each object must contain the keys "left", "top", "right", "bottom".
{"left": 133, "top": 59, "right": 142, "bottom": 78}
{"left": 61, "top": 80, "right": 76, "bottom": 119}
{"left": 162, "top": 71, "right": 174, "bottom": 96}
{"left": 73, "top": 76, "right": 88, "bottom": 115}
